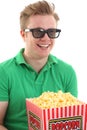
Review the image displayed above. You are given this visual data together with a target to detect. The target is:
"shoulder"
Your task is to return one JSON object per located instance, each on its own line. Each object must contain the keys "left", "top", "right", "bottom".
{"left": 0, "top": 57, "right": 15, "bottom": 68}
{"left": 50, "top": 54, "right": 76, "bottom": 74}
{"left": 0, "top": 56, "right": 16, "bottom": 75}
{"left": 0, "top": 49, "right": 23, "bottom": 73}
{"left": 50, "top": 54, "right": 72, "bottom": 67}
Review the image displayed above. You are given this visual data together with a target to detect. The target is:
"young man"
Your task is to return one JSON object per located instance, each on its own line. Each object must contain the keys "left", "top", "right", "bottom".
{"left": 0, "top": 0, "right": 78, "bottom": 130}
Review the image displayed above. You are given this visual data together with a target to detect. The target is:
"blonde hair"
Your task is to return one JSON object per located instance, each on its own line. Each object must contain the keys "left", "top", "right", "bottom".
{"left": 20, "top": 0, "right": 59, "bottom": 30}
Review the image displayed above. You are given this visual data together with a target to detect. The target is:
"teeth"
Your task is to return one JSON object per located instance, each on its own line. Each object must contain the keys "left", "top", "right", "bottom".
{"left": 38, "top": 44, "right": 49, "bottom": 47}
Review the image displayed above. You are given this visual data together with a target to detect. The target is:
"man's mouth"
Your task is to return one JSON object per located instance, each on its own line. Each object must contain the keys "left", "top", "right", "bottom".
{"left": 37, "top": 44, "right": 50, "bottom": 48}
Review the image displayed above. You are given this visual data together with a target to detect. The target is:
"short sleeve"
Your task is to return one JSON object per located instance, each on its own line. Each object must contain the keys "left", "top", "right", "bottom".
{"left": 0, "top": 66, "right": 9, "bottom": 101}
{"left": 65, "top": 65, "right": 78, "bottom": 98}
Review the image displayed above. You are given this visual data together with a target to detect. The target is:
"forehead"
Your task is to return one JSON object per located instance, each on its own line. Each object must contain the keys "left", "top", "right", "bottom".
{"left": 27, "top": 15, "right": 57, "bottom": 28}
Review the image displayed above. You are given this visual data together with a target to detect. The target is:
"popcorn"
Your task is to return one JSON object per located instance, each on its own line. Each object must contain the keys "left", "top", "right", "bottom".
{"left": 29, "top": 91, "right": 82, "bottom": 109}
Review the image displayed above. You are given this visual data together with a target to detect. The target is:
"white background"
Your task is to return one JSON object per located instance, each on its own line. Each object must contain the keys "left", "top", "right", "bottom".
{"left": 0, "top": 0, "right": 87, "bottom": 102}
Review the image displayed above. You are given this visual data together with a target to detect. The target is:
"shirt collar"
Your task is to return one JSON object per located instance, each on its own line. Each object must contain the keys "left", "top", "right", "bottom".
{"left": 15, "top": 48, "right": 27, "bottom": 65}
{"left": 15, "top": 48, "right": 58, "bottom": 70}
{"left": 42, "top": 54, "right": 58, "bottom": 71}
{"left": 48, "top": 54, "right": 58, "bottom": 65}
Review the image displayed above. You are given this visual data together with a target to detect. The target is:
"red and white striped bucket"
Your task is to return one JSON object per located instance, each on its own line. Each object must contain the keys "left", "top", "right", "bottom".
{"left": 26, "top": 99, "right": 87, "bottom": 130}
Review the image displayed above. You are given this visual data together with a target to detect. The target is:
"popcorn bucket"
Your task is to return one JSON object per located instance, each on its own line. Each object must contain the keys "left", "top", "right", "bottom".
{"left": 26, "top": 99, "right": 87, "bottom": 130}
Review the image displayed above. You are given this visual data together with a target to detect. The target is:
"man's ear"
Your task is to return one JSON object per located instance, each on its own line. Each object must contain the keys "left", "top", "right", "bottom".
{"left": 20, "top": 30, "right": 25, "bottom": 38}
{"left": 20, "top": 30, "right": 27, "bottom": 42}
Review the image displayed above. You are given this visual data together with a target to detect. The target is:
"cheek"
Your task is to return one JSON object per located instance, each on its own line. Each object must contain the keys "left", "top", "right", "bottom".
{"left": 26, "top": 38, "right": 37, "bottom": 49}
{"left": 51, "top": 39, "right": 55, "bottom": 45}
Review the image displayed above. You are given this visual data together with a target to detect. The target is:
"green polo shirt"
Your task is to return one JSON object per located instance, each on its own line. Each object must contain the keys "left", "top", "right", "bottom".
{"left": 0, "top": 48, "right": 78, "bottom": 130}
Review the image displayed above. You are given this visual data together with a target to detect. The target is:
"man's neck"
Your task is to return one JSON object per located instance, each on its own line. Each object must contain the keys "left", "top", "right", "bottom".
{"left": 23, "top": 53, "right": 48, "bottom": 73}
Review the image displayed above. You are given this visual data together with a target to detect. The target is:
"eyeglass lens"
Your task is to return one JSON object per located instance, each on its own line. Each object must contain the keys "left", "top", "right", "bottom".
{"left": 25, "top": 28, "right": 61, "bottom": 38}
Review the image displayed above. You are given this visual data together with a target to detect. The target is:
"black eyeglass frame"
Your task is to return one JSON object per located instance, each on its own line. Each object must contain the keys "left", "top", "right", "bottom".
{"left": 24, "top": 28, "right": 61, "bottom": 39}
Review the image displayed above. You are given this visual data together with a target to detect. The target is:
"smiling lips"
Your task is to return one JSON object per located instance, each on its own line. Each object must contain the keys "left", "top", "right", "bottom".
{"left": 37, "top": 44, "right": 50, "bottom": 48}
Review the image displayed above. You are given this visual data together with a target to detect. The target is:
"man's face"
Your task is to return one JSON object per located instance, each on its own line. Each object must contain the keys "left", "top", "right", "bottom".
{"left": 21, "top": 15, "right": 57, "bottom": 59}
